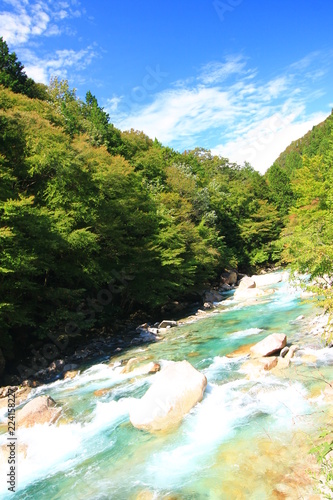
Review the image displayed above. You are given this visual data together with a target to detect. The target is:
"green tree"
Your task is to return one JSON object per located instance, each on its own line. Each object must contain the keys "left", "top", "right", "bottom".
{"left": 0, "top": 37, "right": 47, "bottom": 99}
{"left": 266, "top": 162, "right": 294, "bottom": 216}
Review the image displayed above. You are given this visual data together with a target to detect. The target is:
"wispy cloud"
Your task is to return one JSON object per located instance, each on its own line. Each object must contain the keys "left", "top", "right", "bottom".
{"left": 0, "top": 0, "right": 96, "bottom": 85}
{"left": 198, "top": 55, "right": 251, "bottom": 84}
{"left": 107, "top": 52, "right": 333, "bottom": 173}
{"left": 20, "top": 45, "right": 98, "bottom": 84}
{"left": 0, "top": 0, "right": 83, "bottom": 45}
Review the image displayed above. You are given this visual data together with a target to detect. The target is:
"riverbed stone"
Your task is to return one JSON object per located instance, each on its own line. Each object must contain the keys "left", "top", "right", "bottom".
{"left": 17, "top": 395, "right": 61, "bottom": 428}
{"left": 0, "top": 386, "right": 33, "bottom": 410}
{"left": 63, "top": 370, "right": 79, "bottom": 380}
{"left": 94, "top": 388, "right": 111, "bottom": 397}
{"left": 250, "top": 333, "right": 287, "bottom": 358}
{"left": 129, "top": 360, "right": 207, "bottom": 432}
{"left": 275, "top": 357, "right": 290, "bottom": 370}
{"left": 280, "top": 346, "right": 289, "bottom": 358}
{"left": 121, "top": 357, "right": 139, "bottom": 374}
{"left": 204, "top": 290, "right": 223, "bottom": 303}
{"left": 220, "top": 271, "right": 238, "bottom": 285}
{"left": 285, "top": 345, "right": 298, "bottom": 360}
{"left": 226, "top": 343, "right": 255, "bottom": 358}
{"left": 241, "top": 356, "right": 278, "bottom": 378}
{"left": 63, "top": 363, "right": 79, "bottom": 373}
{"left": 158, "top": 320, "right": 178, "bottom": 329}
{"left": 204, "top": 302, "right": 214, "bottom": 310}
{"left": 0, "top": 385, "right": 18, "bottom": 398}
{"left": 129, "top": 362, "right": 161, "bottom": 378}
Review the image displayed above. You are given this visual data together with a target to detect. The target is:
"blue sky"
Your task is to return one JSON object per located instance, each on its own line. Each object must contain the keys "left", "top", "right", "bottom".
{"left": 1, "top": 0, "right": 332, "bottom": 172}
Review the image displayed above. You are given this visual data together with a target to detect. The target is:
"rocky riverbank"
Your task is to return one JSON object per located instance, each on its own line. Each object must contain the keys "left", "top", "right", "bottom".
{"left": 1, "top": 269, "right": 331, "bottom": 390}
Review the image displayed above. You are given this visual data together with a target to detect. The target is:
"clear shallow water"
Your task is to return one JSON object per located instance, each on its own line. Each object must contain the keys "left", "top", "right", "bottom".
{"left": 1, "top": 276, "right": 332, "bottom": 499}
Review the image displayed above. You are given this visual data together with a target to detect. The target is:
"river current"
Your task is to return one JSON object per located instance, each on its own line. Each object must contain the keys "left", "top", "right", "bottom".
{"left": 1, "top": 274, "right": 333, "bottom": 499}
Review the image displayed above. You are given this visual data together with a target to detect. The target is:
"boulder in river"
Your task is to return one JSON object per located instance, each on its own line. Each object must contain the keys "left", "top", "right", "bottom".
{"left": 250, "top": 333, "right": 287, "bottom": 358}
{"left": 130, "top": 362, "right": 161, "bottom": 377}
{"left": 226, "top": 343, "right": 255, "bottom": 358}
{"left": 220, "top": 270, "right": 238, "bottom": 285}
{"left": 0, "top": 386, "right": 32, "bottom": 410}
{"left": 251, "top": 273, "right": 282, "bottom": 287}
{"left": 204, "top": 290, "right": 223, "bottom": 303}
{"left": 280, "top": 346, "right": 289, "bottom": 358}
{"left": 158, "top": 320, "right": 178, "bottom": 329}
{"left": 285, "top": 345, "right": 298, "bottom": 360}
{"left": 63, "top": 370, "right": 79, "bottom": 380}
{"left": 129, "top": 360, "right": 207, "bottom": 432}
{"left": 63, "top": 363, "right": 79, "bottom": 373}
{"left": 241, "top": 356, "right": 278, "bottom": 378}
{"left": 234, "top": 287, "right": 275, "bottom": 300}
{"left": 238, "top": 276, "right": 256, "bottom": 290}
{"left": 17, "top": 395, "right": 61, "bottom": 428}
{"left": 120, "top": 357, "right": 139, "bottom": 374}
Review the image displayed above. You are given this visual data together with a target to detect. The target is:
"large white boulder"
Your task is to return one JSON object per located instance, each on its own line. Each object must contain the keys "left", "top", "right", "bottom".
{"left": 238, "top": 276, "right": 256, "bottom": 290}
{"left": 234, "top": 287, "right": 275, "bottom": 300}
{"left": 251, "top": 273, "right": 282, "bottom": 287}
{"left": 250, "top": 333, "right": 287, "bottom": 358}
{"left": 129, "top": 360, "right": 207, "bottom": 432}
{"left": 17, "top": 395, "right": 61, "bottom": 428}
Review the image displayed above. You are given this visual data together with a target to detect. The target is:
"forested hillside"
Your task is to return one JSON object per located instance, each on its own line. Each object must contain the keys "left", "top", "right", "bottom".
{"left": 273, "top": 111, "right": 333, "bottom": 175}
{"left": 266, "top": 111, "right": 333, "bottom": 335}
{"left": 0, "top": 36, "right": 331, "bottom": 369}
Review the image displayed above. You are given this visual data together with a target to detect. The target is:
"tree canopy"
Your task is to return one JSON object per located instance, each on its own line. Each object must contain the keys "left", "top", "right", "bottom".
{"left": 2, "top": 36, "right": 332, "bottom": 364}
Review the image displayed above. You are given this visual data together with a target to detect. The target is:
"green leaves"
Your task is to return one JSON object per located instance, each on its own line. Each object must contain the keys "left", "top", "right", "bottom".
{"left": 0, "top": 60, "right": 289, "bottom": 362}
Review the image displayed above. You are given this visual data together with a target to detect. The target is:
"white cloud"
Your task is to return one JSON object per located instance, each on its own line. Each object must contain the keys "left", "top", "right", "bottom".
{"left": 0, "top": 0, "right": 96, "bottom": 86}
{"left": 108, "top": 52, "right": 332, "bottom": 173}
{"left": 114, "top": 86, "right": 240, "bottom": 146}
{"left": 0, "top": 0, "right": 84, "bottom": 45}
{"left": 106, "top": 96, "right": 122, "bottom": 113}
{"left": 212, "top": 110, "right": 328, "bottom": 173}
{"left": 21, "top": 45, "right": 98, "bottom": 84}
{"left": 198, "top": 55, "right": 249, "bottom": 84}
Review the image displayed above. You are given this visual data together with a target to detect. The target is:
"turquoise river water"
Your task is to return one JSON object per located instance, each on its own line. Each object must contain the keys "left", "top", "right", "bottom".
{"left": 1, "top": 274, "right": 333, "bottom": 499}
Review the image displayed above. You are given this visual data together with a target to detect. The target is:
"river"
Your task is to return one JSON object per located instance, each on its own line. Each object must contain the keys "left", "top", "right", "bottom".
{"left": 1, "top": 274, "right": 333, "bottom": 499}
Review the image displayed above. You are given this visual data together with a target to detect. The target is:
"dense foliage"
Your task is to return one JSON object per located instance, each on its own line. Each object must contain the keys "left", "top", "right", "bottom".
{"left": 267, "top": 112, "right": 333, "bottom": 338}
{"left": 0, "top": 38, "right": 313, "bottom": 364}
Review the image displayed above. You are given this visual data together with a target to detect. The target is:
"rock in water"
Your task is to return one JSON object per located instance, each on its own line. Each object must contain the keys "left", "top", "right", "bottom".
{"left": 250, "top": 333, "right": 287, "bottom": 357}
{"left": 158, "top": 320, "right": 178, "bottom": 329}
{"left": 220, "top": 271, "right": 238, "bottom": 285}
{"left": 234, "top": 287, "right": 274, "bottom": 300}
{"left": 63, "top": 370, "right": 79, "bottom": 380}
{"left": 17, "top": 395, "right": 61, "bottom": 428}
{"left": 238, "top": 276, "right": 256, "bottom": 290}
{"left": 251, "top": 273, "right": 282, "bottom": 287}
{"left": 129, "top": 360, "right": 207, "bottom": 432}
